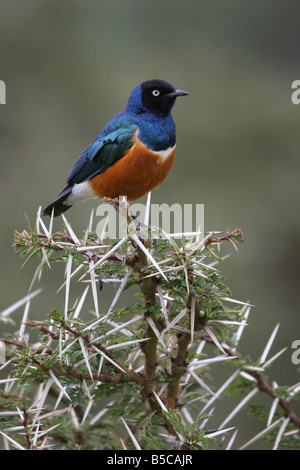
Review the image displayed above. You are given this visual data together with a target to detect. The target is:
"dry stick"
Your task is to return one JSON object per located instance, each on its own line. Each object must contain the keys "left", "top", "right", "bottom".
{"left": 120, "top": 201, "right": 161, "bottom": 379}
{"left": 164, "top": 258, "right": 204, "bottom": 410}
{"left": 123, "top": 204, "right": 180, "bottom": 437}
{"left": 130, "top": 224, "right": 206, "bottom": 441}
{"left": 165, "top": 326, "right": 191, "bottom": 409}
{"left": 165, "top": 290, "right": 204, "bottom": 409}
{"left": 21, "top": 407, "right": 32, "bottom": 450}
{"left": 136, "top": 248, "right": 159, "bottom": 378}
{"left": 131, "top": 236, "right": 160, "bottom": 389}
{"left": 126, "top": 213, "right": 207, "bottom": 442}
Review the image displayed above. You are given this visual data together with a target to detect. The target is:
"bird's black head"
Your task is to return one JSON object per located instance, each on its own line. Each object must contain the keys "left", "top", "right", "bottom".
{"left": 127, "top": 79, "right": 188, "bottom": 116}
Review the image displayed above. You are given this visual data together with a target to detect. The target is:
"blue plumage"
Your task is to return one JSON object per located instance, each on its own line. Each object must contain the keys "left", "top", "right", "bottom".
{"left": 43, "top": 79, "right": 188, "bottom": 216}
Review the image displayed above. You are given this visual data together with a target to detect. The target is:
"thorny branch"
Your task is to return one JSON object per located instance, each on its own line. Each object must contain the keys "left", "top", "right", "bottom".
{"left": 203, "top": 335, "right": 300, "bottom": 430}
{"left": 2, "top": 215, "right": 298, "bottom": 450}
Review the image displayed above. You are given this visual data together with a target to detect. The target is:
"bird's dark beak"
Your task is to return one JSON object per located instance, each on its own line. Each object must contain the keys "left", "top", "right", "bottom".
{"left": 168, "top": 89, "right": 189, "bottom": 98}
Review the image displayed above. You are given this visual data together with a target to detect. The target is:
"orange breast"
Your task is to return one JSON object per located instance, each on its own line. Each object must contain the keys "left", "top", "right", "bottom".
{"left": 88, "top": 139, "right": 176, "bottom": 202}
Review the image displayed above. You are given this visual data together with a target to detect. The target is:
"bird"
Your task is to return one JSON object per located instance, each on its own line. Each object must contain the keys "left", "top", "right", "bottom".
{"left": 43, "top": 79, "right": 188, "bottom": 217}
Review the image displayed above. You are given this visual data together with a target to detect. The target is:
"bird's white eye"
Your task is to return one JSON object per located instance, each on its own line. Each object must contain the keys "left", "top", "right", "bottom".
{"left": 152, "top": 89, "right": 160, "bottom": 97}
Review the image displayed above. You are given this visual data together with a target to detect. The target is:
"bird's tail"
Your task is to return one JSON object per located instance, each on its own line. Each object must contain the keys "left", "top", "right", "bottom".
{"left": 43, "top": 186, "right": 72, "bottom": 217}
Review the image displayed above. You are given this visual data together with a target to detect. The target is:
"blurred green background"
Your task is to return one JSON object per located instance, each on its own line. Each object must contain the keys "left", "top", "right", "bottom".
{"left": 1, "top": 0, "right": 300, "bottom": 448}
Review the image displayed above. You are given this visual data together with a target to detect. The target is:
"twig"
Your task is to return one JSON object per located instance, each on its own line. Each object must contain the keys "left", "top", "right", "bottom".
{"left": 203, "top": 335, "right": 300, "bottom": 430}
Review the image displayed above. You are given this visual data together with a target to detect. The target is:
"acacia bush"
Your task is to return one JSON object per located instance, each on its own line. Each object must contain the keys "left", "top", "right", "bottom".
{"left": 0, "top": 207, "right": 299, "bottom": 450}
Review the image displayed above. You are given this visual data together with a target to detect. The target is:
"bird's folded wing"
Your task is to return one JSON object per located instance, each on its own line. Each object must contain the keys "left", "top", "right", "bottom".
{"left": 65, "top": 123, "right": 138, "bottom": 187}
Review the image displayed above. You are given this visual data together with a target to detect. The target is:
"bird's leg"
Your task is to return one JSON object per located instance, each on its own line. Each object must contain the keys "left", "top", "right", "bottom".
{"left": 120, "top": 197, "right": 152, "bottom": 241}
{"left": 129, "top": 212, "right": 153, "bottom": 239}
{"left": 116, "top": 197, "right": 157, "bottom": 242}
{"left": 104, "top": 196, "right": 144, "bottom": 240}
{"left": 105, "top": 196, "right": 166, "bottom": 244}
{"left": 128, "top": 212, "right": 171, "bottom": 244}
